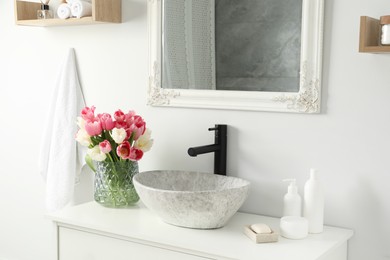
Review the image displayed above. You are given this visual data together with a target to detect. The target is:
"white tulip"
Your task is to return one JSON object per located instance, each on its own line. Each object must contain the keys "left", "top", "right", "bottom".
{"left": 87, "top": 146, "right": 107, "bottom": 162}
{"left": 111, "top": 127, "right": 127, "bottom": 144}
{"left": 134, "top": 129, "right": 153, "bottom": 152}
{"left": 75, "top": 129, "right": 91, "bottom": 147}
{"left": 76, "top": 116, "right": 86, "bottom": 129}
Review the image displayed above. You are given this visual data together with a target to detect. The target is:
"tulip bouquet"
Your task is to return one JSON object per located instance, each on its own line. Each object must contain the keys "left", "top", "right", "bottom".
{"left": 75, "top": 106, "right": 153, "bottom": 171}
{"left": 75, "top": 106, "right": 153, "bottom": 207}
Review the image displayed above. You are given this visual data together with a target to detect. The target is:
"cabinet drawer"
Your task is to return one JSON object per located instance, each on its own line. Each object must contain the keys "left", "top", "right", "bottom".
{"left": 59, "top": 227, "right": 211, "bottom": 260}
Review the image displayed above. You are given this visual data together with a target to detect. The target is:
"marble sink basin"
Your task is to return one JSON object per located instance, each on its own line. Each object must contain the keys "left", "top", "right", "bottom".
{"left": 133, "top": 170, "right": 250, "bottom": 229}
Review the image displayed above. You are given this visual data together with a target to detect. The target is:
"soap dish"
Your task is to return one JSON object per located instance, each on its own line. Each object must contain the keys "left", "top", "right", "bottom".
{"left": 244, "top": 225, "right": 279, "bottom": 243}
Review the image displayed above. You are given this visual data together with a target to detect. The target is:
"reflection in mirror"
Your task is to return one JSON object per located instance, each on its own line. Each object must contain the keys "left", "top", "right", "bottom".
{"left": 162, "top": 0, "right": 216, "bottom": 90}
{"left": 148, "top": 0, "right": 324, "bottom": 113}
{"left": 162, "top": 0, "right": 302, "bottom": 92}
{"left": 216, "top": 0, "right": 302, "bottom": 92}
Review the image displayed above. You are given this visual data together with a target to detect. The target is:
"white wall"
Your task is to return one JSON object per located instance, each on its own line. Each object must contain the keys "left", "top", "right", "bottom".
{"left": 1, "top": 0, "right": 390, "bottom": 259}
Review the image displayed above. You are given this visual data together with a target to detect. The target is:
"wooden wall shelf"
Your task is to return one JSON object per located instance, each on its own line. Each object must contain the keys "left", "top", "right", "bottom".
{"left": 14, "top": 0, "right": 121, "bottom": 27}
{"left": 359, "top": 16, "right": 390, "bottom": 53}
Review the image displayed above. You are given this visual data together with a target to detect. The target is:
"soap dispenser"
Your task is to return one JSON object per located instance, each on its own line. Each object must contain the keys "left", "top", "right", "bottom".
{"left": 303, "top": 168, "right": 324, "bottom": 233}
{"left": 283, "top": 179, "right": 302, "bottom": 217}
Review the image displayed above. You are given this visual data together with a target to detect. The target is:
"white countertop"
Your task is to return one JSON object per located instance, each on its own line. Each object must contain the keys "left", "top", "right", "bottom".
{"left": 49, "top": 201, "right": 353, "bottom": 260}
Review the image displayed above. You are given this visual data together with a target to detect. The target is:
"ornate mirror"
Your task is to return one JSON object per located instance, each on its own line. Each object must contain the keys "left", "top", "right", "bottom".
{"left": 148, "top": 0, "right": 324, "bottom": 113}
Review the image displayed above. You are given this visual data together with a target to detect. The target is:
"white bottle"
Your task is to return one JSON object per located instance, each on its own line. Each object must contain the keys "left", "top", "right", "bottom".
{"left": 283, "top": 179, "right": 302, "bottom": 217}
{"left": 303, "top": 169, "right": 324, "bottom": 233}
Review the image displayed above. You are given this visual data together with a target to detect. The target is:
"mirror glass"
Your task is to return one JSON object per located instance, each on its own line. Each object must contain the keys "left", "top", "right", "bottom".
{"left": 162, "top": 0, "right": 302, "bottom": 92}
{"left": 148, "top": 0, "right": 324, "bottom": 113}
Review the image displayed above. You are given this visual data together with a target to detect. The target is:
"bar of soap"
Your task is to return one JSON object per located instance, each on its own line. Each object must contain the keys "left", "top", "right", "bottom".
{"left": 244, "top": 224, "right": 279, "bottom": 243}
{"left": 250, "top": 223, "right": 272, "bottom": 234}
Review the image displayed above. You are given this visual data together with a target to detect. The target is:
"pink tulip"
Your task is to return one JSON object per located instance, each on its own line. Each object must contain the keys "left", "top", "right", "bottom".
{"left": 115, "top": 121, "right": 127, "bottom": 129}
{"left": 116, "top": 141, "right": 131, "bottom": 159}
{"left": 125, "top": 112, "right": 136, "bottom": 128}
{"left": 81, "top": 106, "right": 96, "bottom": 121}
{"left": 125, "top": 110, "right": 136, "bottom": 122}
{"left": 99, "top": 140, "right": 112, "bottom": 154}
{"left": 85, "top": 120, "right": 102, "bottom": 136}
{"left": 127, "top": 124, "right": 144, "bottom": 140}
{"left": 125, "top": 128, "right": 133, "bottom": 140}
{"left": 128, "top": 147, "right": 144, "bottom": 161}
{"left": 114, "top": 109, "right": 125, "bottom": 123}
{"left": 127, "top": 115, "right": 146, "bottom": 140}
{"left": 98, "top": 113, "right": 115, "bottom": 131}
{"left": 134, "top": 116, "right": 146, "bottom": 134}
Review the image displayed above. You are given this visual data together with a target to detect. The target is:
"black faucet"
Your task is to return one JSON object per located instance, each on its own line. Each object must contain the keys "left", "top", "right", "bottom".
{"left": 188, "top": 124, "right": 227, "bottom": 176}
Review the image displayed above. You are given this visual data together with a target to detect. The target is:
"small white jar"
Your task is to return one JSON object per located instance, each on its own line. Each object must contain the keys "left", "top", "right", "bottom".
{"left": 380, "top": 15, "right": 390, "bottom": 45}
{"left": 280, "top": 216, "right": 308, "bottom": 239}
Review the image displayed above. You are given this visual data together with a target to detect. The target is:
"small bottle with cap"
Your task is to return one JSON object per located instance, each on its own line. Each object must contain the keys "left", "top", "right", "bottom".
{"left": 37, "top": 1, "right": 53, "bottom": 19}
{"left": 283, "top": 179, "right": 302, "bottom": 217}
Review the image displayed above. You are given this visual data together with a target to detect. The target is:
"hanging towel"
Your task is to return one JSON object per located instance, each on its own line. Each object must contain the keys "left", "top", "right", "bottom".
{"left": 39, "top": 48, "right": 86, "bottom": 212}
{"left": 70, "top": 0, "right": 93, "bottom": 19}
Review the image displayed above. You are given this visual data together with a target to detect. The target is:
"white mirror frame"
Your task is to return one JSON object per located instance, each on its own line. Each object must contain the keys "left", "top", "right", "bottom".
{"left": 147, "top": 0, "right": 324, "bottom": 113}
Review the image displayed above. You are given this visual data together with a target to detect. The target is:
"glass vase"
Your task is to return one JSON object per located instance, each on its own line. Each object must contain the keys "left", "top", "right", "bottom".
{"left": 94, "top": 160, "right": 140, "bottom": 208}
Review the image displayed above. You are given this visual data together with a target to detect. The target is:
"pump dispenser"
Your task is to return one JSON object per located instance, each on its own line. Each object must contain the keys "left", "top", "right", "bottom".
{"left": 283, "top": 179, "right": 302, "bottom": 217}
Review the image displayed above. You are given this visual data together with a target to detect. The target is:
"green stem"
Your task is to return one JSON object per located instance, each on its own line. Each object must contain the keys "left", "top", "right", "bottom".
{"left": 107, "top": 152, "right": 115, "bottom": 162}
{"left": 111, "top": 143, "right": 119, "bottom": 162}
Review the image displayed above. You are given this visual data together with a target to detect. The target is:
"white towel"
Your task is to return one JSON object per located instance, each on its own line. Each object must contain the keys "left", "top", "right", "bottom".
{"left": 39, "top": 48, "right": 86, "bottom": 212}
{"left": 57, "top": 3, "right": 71, "bottom": 20}
{"left": 70, "top": 0, "right": 93, "bottom": 19}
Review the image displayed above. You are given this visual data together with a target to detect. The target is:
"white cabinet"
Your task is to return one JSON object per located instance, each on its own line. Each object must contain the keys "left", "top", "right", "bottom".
{"left": 49, "top": 202, "right": 353, "bottom": 260}
{"left": 59, "top": 227, "right": 207, "bottom": 260}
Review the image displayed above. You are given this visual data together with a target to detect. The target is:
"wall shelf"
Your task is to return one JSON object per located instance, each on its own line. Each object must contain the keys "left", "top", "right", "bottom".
{"left": 14, "top": 0, "right": 121, "bottom": 27}
{"left": 359, "top": 16, "right": 390, "bottom": 53}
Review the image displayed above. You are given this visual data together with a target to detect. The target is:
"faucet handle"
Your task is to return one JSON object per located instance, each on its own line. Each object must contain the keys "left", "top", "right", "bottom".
{"left": 208, "top": 127, "right": 218, "bottom": 131}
